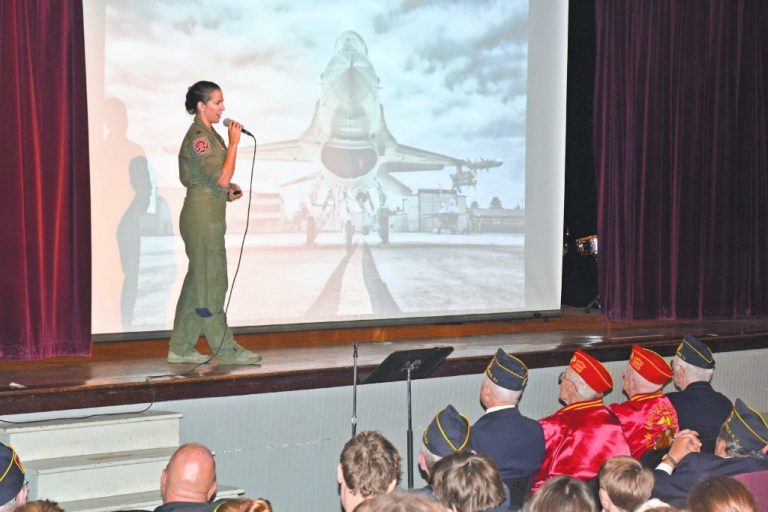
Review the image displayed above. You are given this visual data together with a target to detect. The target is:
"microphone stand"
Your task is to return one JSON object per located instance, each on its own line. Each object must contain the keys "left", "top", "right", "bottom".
{"left": 351, "top": 342, "right": 359, "bottom": 438}
{"left": 405, "top": 361, "right": 419, "bottom": 489}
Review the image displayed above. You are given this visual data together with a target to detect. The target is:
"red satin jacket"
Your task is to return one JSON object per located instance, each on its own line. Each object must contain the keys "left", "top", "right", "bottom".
{"left": 532, "top": 399, "right": 630, "bottom": 492}
{"left": 610, "top": 391, "right": 679, "bottom": 458}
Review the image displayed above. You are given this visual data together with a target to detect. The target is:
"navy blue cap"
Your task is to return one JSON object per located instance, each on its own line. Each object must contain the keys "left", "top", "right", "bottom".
{"left": 676, "top": 335, "right": 715, "bottom": 369}
{"left": 0, "top": 443, "right": 24, "bottom": 505}
{"left": 721, "top": 399, "right": 768, "bottom": 452}
{"left": 485, "top": 348, "right": 528, "bottom": 391}
{"left": 422, "top": 405, "right": 471, "bottom": 457}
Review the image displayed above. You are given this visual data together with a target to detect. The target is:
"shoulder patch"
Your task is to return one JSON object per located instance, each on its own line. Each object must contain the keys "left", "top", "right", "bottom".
{"left": 192, "top": 137, "right": 210, "bottom": 154}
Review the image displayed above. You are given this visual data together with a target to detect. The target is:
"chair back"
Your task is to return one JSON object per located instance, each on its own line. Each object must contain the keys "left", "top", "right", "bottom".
{"left": 733, "top": 470, "right": 768, "bottom": 512}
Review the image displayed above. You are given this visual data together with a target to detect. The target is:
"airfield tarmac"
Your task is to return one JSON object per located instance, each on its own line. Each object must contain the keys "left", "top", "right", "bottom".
{"left": 131, "top": 232, "right": 525, "bottom": 331}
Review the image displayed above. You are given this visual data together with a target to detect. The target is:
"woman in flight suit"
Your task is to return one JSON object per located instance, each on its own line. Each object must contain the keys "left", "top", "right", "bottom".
{"left": 167, "top": 81, "right": 261, "bottom": 365}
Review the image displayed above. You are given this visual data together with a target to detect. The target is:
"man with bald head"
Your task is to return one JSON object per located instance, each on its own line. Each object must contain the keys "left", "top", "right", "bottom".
{"left": 156, "top": 443, "right": 217, "bottom": 512}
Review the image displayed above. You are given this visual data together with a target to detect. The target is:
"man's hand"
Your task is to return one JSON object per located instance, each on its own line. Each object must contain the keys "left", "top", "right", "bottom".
{"left": 667, "top": 429, "right": 702, "bottom": 464}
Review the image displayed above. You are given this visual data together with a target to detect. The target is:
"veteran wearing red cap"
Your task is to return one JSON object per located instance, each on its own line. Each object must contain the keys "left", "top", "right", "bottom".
{"left": 531, "top": 349, "right": 630, "bottom": 492}
{"left": 610, "top": 345, "right": 679, "bottom": 459}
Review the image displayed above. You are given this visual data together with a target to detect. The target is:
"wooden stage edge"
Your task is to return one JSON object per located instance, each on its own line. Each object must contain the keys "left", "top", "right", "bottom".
{"left": 2, "top": 308, "right": 768, "bottom": 415}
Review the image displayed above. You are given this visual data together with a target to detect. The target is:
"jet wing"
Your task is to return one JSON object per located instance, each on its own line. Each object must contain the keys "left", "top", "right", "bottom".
{"left": 382, "top": 144, "right": 502, "bottom": 173}
{"left": 237, "top": 139, "right": 309, "bottom": 162}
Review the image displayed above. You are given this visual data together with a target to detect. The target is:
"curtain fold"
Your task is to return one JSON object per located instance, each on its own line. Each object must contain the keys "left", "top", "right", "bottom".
{"left": 594, "top": 1, "right": 768, "bottom": 321}
{"left": 0, "top": 0, "right": 91, "bottom": 358}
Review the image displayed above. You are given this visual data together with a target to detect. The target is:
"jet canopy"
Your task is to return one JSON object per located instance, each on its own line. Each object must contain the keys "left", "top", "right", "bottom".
{"left": 335, "top": 30, "right": 368, "bottom": 56}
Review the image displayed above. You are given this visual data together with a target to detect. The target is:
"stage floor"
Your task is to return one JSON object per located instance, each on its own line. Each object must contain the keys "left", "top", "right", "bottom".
{"left": 2, "top": 309, "right": 767, "bottom": 414}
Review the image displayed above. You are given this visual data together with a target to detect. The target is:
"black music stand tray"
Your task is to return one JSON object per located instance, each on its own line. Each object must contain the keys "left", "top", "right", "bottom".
{"left": 364, "top": 346, "right": 454, "bottom": 489}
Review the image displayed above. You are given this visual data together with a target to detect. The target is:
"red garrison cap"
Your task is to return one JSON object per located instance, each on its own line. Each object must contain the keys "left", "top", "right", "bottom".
{"left": 569, "top": 349, "right": 613, "bottom": 394}
{"left": 630, "top": 345, "right": 673, "bottom": 385}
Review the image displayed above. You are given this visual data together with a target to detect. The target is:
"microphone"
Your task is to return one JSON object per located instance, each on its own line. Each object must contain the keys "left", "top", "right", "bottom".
{"left": 223, "top": 118, "right": 254, "bottom": 137}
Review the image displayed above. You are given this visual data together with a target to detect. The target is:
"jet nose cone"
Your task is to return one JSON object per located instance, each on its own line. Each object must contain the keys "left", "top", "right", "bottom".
{"left": 335, "top": 30, "right": 367, "bottom": 56}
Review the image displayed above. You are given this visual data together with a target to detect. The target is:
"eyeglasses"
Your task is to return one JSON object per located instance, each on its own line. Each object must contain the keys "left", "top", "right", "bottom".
{"left": 557, "top": 372, "right": 568, "bottom": 385}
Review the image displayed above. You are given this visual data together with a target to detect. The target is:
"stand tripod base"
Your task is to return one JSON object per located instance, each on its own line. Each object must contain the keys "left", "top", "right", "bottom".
{"left": 584, "top": 295, "right": 601, "bottom": 313}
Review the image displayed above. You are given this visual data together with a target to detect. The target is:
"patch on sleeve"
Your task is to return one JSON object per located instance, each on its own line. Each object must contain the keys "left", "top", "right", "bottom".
{"left": 192, "top": 137, "right": 210, "bottom": 154}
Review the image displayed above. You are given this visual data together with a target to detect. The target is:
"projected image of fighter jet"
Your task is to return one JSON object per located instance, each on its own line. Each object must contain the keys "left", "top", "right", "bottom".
{"left": 253, "top": 30, "right": 502, "bottom": 249}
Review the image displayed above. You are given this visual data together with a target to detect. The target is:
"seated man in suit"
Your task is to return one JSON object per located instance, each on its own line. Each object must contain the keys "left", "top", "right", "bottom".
{"left": 532, "top": 349, "right": 630, "bottom": 492}
{"left": 667, "top": 335, "right": 732, "bottom": 447}
{"left": 469, "top": 349, "right": 545, "bottom": 488}
{"left": 610, "top": 345, "right": 679, "bottom": 459}
{"left": 652, "top": 399, "right": 768, "bottom": 508}
{"left": 0, "top": 443, "right": 28, "bottom": 512}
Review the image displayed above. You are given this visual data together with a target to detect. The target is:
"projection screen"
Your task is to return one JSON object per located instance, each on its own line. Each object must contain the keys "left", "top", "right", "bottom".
{"left": 83, "top": 0, "right": 568, "bottom": 335}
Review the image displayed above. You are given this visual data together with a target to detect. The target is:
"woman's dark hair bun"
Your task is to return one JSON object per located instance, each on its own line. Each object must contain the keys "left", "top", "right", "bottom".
{"left": 185, "top": 80, "right": 221, "bottom": 114}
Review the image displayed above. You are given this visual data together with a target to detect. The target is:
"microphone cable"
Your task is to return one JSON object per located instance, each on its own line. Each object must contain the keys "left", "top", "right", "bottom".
{"left": 164, "top": 129, "right": 258, "bottom": 374}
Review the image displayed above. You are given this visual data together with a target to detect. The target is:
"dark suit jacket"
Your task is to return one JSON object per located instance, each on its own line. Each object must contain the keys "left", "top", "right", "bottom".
{"left": 469, "top": 407, "right": 546, "bottom": 481}
{"left": 667, "top": 381, "right": 732, "bottom": 440}
{"left": 652, "top": 452, "right": 768, "bottom": 508}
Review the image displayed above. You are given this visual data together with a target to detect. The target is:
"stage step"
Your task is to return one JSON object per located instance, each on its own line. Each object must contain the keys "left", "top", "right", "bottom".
{"left": 0, "top": 411, "right": 182, "bottom": 461}
{"left": 0, "top": 410, "right": 242, "bottom": 511}
{"left": 25, "top": 447, "right": 176, "bottom": 502}
{"left": 58, "top": 484, "right": 246, "bottom": 512}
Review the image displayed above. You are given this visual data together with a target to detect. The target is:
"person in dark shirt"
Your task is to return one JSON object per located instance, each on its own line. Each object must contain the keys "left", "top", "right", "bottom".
{"left": 155, "top": 443, "right": 217, "bottom": 512}
{"left": 469, "top": 349, "right": 545, "bottom": 483}
{"left": 652, "top": 399, "right": 768, "bottom": 508}
{"left": 667, "top": 335, "right": 732, "bottom": 447}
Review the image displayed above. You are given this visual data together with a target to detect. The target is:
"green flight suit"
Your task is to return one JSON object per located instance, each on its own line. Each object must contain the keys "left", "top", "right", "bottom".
{"left": 169, "top": 117, "right": 239, "bottom": 355}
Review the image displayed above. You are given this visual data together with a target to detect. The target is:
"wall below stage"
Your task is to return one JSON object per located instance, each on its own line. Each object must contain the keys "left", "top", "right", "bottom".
{"left": 164, "top": 347, "right": 767, "bottom": 511}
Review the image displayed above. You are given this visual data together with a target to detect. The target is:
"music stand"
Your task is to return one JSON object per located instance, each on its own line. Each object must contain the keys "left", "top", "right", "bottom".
{"left": 364, "top": 346, "right": 454, "bottom": 489}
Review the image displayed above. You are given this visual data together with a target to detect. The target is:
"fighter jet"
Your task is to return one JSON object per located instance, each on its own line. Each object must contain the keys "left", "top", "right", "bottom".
{"left": 252, "top": 30, "right": 501, "bottom": 249}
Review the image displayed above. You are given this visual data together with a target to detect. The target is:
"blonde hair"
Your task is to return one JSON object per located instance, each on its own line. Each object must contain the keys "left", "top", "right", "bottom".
{"left": 598, "top": 456, "right": 654, "bottom": 511}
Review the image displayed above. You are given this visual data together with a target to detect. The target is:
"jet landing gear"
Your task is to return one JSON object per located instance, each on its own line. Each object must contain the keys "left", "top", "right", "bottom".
{"left": 377, "top": 208, "right": 389, "bottom": 245}
{"left": 305, "top": 215, "right": 316, "bottom": 246}
{"left": 345, "top": 220, "right": 354, "bottom": 253}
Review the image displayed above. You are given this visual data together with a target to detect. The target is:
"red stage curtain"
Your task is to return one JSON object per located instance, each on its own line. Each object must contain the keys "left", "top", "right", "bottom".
{"left": 0, "top": 0, "right": 91, "bottom": 358}
{"left": 594, "top": 1, "right": 768, "bottom": 321}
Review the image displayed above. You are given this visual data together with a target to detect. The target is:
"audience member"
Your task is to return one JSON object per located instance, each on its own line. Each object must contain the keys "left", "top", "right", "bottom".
{"left": 667, "top": 335, "right": 732, "bottom": 447}
{"left": 469, "top": 349, "right": 545, "bottom": 484}
{"left": 430, "top": 452, "right": 507, "bottom": 512}
{"left": 338, "top": 431, "right": 401, "bottom": 512}
{"left": 687, "top": 475, "right": 757, "bottom": 512}
{"left": 14, "top": 501, "right": 64, "bottom": 512}
{"left": 523, "top": 476, "right": 597, "bottom": 512}
{"left": 632, "top": 499, "right": 676, "bottom": 512}
{"left": 213, "top": 498, "right": 248, "bottom": 512}
{"left": 244, "top": 499, "right": 272, "bottom": 512}
{"left": 652, "top": 399, "right": 768, "bottom": 508}
{"left": 610, "top": 345, "right": 679, "bottom": 459}
{"left": 355, "top": 490, "right": 445, "bottom": 512}
{"left": 597, "top": 456, "right": 654, "bottom": 512}
{"left": 0, "top": 443, "right": 28, "bottom": 512}
{"left": 417, "top": 404, "right": 471, "bottom": 497}
{"left": 158, "top": 443, "right": 217, "bottom": 512}
{"left": 213, "top": 498, "right": 271, "bottom": 512}
{"left": 532, "top": 350, "right": 630, "bottom": 491}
